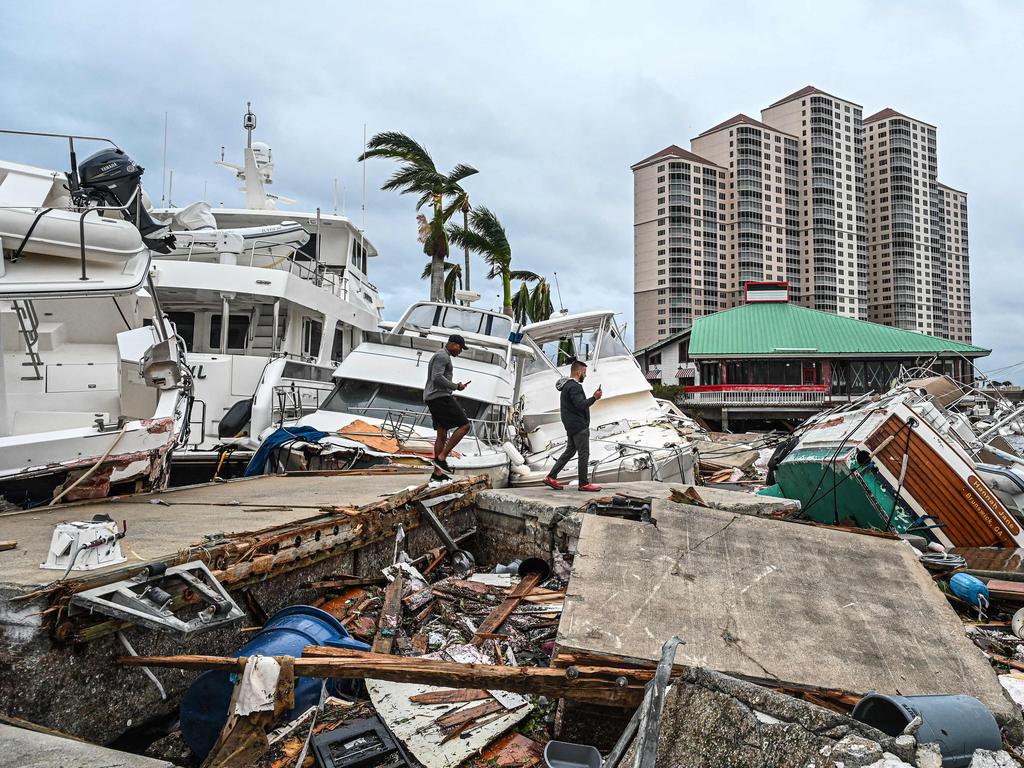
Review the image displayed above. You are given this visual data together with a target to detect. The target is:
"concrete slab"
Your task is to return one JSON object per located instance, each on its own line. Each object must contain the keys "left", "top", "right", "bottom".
{"left": 0, "top": 472, "right": 428, "bottom": 587}
{"left": 0, "top": 724, "right": 176, "bottom": 767}
{"left": 477, "top": 480, "right": 797, "bottom": 525}
{"left": 556, "top": 496, "right": 1019, "bottom": 728}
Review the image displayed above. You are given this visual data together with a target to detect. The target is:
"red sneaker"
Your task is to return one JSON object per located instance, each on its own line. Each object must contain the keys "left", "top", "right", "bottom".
{"left": 543, "top": 476, "right": 564, "bottom": 490}
{"left": 578, "top": 483, "right": 603, "bottom": 492}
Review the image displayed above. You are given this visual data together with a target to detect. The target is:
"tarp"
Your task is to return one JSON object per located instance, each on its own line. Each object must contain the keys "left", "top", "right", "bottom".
{"left": 243, "top": 426, "right": 328, "bottom": 477}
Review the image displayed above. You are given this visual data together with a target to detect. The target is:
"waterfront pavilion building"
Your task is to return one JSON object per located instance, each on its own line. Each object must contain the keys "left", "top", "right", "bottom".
{"left": 635, "top": 281, "right": 988, "bottom": 428}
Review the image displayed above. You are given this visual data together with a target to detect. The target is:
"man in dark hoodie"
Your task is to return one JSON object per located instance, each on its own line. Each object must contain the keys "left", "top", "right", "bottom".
{"left": 543, "top": 359, "right": 603, "bottom": 491}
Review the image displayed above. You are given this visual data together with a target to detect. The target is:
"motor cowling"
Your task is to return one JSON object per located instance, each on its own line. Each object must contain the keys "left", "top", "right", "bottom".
{"left": 77, "top": 148, "right": 175, "bottom": 253}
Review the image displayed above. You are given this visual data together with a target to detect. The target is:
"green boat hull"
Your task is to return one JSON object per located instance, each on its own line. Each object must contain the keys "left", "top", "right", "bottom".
{"left": 761, "top": 446, "right": 919, "bottom": 533}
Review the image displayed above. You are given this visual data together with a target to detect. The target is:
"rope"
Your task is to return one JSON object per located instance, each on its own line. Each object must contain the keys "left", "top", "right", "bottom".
{"left": 49, "top": 424, "right": 128, "bottom": 506}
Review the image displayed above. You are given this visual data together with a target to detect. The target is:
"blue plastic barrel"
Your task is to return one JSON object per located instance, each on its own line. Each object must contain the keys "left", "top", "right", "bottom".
{"left": 852, "top": 692, "right": 1001, "bottom": 767}
{"left": 179, "top": 605, "right": 369, "bottom": 759}
{"left": 950, "top": 573, "right": 990, "bottom": 608}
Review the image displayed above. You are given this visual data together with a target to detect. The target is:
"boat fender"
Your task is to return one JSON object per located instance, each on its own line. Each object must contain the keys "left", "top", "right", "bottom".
{"left": 926, "top": 541, "right": 946, "bottom": 553}
{"left": 950, "top": 573, "right": 989, "bottom": 608}
{"left": 502, "top": 441, "right": 526, "bottom": 466}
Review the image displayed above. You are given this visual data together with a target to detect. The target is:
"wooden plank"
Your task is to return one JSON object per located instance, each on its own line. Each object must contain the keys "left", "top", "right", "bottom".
{"left": 986, "top": 579, "right": 1024, "bottom": 603}
{"left": 470, "top": 571, "right": 544, "bottom": 646}
{"left": 119, "top": 647, "right": 654, "bottom": 706}
{"left": 0, "top": 540, "right": 16, "bottom": 552}
{"left": 372, "top": 573, "right": 405, "bottom": 654}
{"left": 434, "top": 699, "right": 503, "bottom": 730}
{"left": 409, "top": 688, "right": 490, "bottom": 705}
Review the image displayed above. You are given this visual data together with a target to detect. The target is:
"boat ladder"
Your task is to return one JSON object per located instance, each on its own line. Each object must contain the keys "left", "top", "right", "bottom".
{"left": 12, "top": 300, "right": 43, "bottom": 380}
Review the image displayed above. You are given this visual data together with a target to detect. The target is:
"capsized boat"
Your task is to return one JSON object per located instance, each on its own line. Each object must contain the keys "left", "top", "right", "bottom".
{"left": 761, "top": 376, "right": 1024, "bottom": 548}
{"left": 0, "top": 130, "right": 192, "bottom": 507}
{"left": 271, "top": 301, "right": 532, "bottom": 486}
{"left": 509, "top": 311, "right": 705, "bottom": 486}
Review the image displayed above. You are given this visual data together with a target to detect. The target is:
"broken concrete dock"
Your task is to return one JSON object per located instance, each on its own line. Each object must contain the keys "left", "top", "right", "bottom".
{"left": 2, "top": 471, "right": 1021, "bottom": 763}
{"left": 0, "top": 468, "right": 480, "bottom": 742}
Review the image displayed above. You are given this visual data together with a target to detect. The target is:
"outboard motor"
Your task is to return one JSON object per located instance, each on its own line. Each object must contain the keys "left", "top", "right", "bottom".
{"left": 77, "top": 148, "right": 175, "bottom": 253}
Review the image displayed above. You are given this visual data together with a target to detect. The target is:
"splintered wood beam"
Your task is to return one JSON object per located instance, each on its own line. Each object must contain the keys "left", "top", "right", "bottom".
{"left": 470, "top": 571, "right": 545, "bottom": 646}
{"left": 119, "top": 647, "right": 652, "bottom": 706}
{"left": 372, "top": 573, "right": 404, "bottom": 654}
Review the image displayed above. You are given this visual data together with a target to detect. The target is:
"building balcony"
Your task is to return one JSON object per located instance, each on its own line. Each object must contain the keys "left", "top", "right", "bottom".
{"left": 683, "top": 384, "right": 832, "bottom": 407}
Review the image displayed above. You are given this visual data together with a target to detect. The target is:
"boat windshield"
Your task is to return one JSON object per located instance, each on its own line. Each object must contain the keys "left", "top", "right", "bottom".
{"left": 402, "top": 304, "right": 512, "bottom": 340}
{"left": 524, "top": 316, "right": 631, "bottom": 375}
{"left": 321, "top": 378, "right": 491, "bottom": 421}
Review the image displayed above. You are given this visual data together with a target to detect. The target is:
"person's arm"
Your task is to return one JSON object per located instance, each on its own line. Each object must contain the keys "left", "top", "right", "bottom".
{"left": 568, "top": 382, "right": 594, "bottom": 412}
{"left": 429, "top": 354, "right": 459, "bottom": 392}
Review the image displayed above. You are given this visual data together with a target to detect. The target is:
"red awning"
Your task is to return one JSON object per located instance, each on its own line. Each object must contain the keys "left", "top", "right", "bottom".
{"left": 645, "top": 369, "right": 661, "bottom": 381}
{"left": 676, "top": 363, "right": 697, "bottom": 378}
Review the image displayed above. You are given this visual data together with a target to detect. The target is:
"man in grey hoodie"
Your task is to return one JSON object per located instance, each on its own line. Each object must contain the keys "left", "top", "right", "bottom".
{"left": 424, "top": 334, "right": 471, "bottom": 481}
{"left": 544, "top": 359, "right": 603, "bottom": 491}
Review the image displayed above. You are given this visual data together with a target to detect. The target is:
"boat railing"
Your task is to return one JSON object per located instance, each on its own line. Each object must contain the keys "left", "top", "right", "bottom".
{"left": 271, "top": 382, "right": 336, "bottom": 425}
{"left": 306, "top": 403, "right": 510, "bottom": 458}
{"left": 172, "top": 237, "right": 378, "bottom": 314}
{"left": 683, "top": 384, "right": 831, "bottom": 407}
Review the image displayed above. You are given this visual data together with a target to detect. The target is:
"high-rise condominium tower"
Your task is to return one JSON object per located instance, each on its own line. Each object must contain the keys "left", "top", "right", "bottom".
{"left": 633, "top": 86, "right": 969, "bottom": 348}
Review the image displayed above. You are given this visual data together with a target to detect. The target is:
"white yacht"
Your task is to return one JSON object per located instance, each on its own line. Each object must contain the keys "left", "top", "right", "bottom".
{"left": 510, "top": 311, "right": 704, "bottom": 486}
{"left": 0, "top": 131, "right": 191, "bottom": 507}
{"left": 147, "top": 105, "right": 384, "bottom": 479}
{"left": 281, "top": 301, "right": 531, "bottom": 486}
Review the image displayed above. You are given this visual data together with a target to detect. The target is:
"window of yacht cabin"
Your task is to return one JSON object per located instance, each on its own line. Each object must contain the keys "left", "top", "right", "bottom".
{"left": 438, "top": 306, "right": 484, "bottom": 335}
{"left": 352, "top": 238, "right": 368, "bottom": 274}
{"left": 487, "top": 315, "right": 512, "bottom": 339}
{"left": 302, "top": 318, "right": 323, "bottom": 358}
{"left": 165, "top": 312, "right": 195, "bottom": 350}
{"left": 331, "top": 325, "right": 346, "bottom": 363}
{"left": 322, "top": 378, "right": 376, "bottom": 412}
{"left": 598, "top": 324, "right": 631, "bottom": 359}
{"left": 405, "top": 304, "right": 440, "bottom": 329}
{"left": 367, "top": 384, "right": 430, "bottom": 420}
{"left": 209, "top": 314, "right": 251, "bottom": 350}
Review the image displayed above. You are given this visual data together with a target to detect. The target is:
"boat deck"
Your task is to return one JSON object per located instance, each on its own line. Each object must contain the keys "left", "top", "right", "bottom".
{"left": 0, "top": 470, "right": 430, "bottom": 589}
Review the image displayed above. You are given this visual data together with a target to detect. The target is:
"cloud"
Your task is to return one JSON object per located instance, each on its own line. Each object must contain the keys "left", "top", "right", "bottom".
{"left": 2, "top": 1, "right": 1021, "bottom": 377}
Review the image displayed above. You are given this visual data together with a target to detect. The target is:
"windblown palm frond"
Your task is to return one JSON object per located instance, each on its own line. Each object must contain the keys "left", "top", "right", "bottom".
{"left": 511, "top": 282, "right": 533, "bottom": 325}
{"left": 360, "top": 130, "right": 475, "bottom": 301}
{"left": 420, "top": 260, "right": 462, "bottom": 302}
{"left": 359, "top": 131, "right": 434, "bottom": 167}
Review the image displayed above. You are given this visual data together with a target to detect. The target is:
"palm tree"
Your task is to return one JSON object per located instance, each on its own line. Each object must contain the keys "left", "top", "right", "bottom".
{"left": 420, "top": 260, "right": 462, "bottom": 303}
{"left": 448, "top": 207, "right": 538, "bottom": 316}
{"left": 511, "top": 277, "right": 555, "bottom": 324}
{"left": 359, "top": 132, "right": 477, "bottom": 301}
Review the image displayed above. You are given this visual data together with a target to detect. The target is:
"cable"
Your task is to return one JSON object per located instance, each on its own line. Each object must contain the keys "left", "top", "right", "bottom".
{"left": 10, "top": 207, "right": 54, "bottom": 261}
{"left": 789, "top": 403, "right": 880, "bottom": 521}
{"left": 883, "top": 420, "right": 916, "bottom": 532}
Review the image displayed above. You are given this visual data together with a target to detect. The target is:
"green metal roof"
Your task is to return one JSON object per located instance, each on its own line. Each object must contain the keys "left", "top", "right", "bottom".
{"left": 687, "top": 302, "right": 989, "bottom": 358}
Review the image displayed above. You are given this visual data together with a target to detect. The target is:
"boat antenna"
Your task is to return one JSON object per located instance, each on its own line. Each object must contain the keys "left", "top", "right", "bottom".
{"left": 553, "top": 271, "right": 566, "bottom": 312}
{"left": 168, "top": 169, "right": 174, "bottom": 208}
{"left": 203, "top": 180, "right": 208, "bottom": 202}
{"left": 160, "top": 111, "right": 168, "bottom": 207}
{"left": 361, "top": 124, "right": 367, "bottom": 230}
{"left": 315, "top": 207, "right": 322, "bottom": 269}
{"left": 333, "top": 178, "right": 339, "bottom": 215}
{"left": 244, "top": 102, "right": 255, "bottom": 149}
{"left": 359, "top": 122, "right": 367, "bottom": 261}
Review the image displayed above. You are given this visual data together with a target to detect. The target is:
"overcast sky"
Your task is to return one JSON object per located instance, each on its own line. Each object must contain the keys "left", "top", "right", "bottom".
{"left": 2, "top": 1, "right": 1022, "bottom": 378}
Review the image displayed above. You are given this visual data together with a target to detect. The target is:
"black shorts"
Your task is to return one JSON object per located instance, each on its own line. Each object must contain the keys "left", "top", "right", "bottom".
{"left": 426, "top": 396, "right": 470, "bottom": 430}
